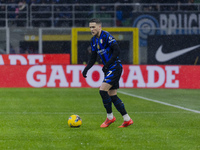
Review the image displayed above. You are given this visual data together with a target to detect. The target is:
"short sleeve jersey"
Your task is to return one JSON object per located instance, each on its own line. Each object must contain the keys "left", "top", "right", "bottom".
{"left": 90, "top": 30, "right": 121, "bottom": 66}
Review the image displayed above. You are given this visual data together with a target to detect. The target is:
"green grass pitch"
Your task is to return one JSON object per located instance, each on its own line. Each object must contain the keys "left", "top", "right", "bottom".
{"left": 0, "top": 88, "right": 199, "bottom": 150}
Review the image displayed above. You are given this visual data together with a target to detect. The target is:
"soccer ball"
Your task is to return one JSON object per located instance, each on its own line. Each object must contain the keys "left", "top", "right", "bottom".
{"left": 68, "top": 115, "right": 82, "bottom": 128}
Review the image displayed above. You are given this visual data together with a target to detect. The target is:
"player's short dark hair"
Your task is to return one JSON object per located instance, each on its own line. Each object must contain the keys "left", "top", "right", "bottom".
{"left": 89, "top": 18, "right": 102, "bottom": 25}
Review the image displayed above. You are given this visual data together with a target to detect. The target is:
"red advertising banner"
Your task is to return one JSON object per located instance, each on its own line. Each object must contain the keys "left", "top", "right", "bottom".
{"left": 0, "top": 64, "right": 200, "bottom": 88}
{"left": 0, "top": 54, "right": 70, "bottom": 65}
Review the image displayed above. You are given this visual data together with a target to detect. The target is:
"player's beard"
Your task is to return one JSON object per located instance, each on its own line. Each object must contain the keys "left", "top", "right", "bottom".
{"left": 95, "top": 30, "right": 101, "bottom": 38}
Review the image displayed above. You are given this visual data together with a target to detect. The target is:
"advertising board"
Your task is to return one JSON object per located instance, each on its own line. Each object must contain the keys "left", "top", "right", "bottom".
{"left": 147, "top": 35, "right": 200, "bottom": 65}
{"left": 0, "top": 55, "right": 199, "bottom": 89}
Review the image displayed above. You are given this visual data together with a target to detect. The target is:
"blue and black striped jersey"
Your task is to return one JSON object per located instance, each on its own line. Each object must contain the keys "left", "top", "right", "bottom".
{"left": 90, "top": 30, "right": 121, "bottom": 67}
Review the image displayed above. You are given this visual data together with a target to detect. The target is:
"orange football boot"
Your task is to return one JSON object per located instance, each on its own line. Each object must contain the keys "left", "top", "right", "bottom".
{"left": 100, "top": 117, "right": 116, "bottom": 128}
{"left": 118, "top": 119, "right": 133, "bottom": 128}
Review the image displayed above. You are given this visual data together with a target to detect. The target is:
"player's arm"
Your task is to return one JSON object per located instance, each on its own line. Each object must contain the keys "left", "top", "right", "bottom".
{"left": 82, "top": 51, "right": 97, "bottom": 78}
{"left": 102, "top": 43, "right": 120, "bottom": 72}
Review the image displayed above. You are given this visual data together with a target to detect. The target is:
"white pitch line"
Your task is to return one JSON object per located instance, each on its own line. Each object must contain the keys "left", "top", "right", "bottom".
{"left": 0, "top": 112, "right": 194, "bottom": 115}
{"left": 118, "top": 90, "right": 200, "bottom": 114}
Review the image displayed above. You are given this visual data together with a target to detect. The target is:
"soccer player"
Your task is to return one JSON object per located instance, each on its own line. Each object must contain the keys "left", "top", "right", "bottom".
{"left": 82, "top": 18, "right": 133, "bottom": 128}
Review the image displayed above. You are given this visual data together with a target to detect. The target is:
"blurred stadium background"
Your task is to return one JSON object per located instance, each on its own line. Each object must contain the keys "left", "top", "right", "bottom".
{"left": 0, "top": 0, "right": 200, "bottom": 65}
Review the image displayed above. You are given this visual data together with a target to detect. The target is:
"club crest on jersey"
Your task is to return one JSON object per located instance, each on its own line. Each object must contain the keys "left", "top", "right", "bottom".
{"left": 97, "top": 44, "right": 100, "bottom": 49}
{"left": 100, "top": 39, "right": 103, "bottom": 44}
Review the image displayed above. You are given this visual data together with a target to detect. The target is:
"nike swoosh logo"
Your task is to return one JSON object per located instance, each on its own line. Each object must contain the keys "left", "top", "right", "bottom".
{"left": 155, "top": 44, "right": 200, "bottom": 62}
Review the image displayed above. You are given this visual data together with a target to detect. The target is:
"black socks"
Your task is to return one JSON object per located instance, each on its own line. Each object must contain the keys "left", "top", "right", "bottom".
{"left": 110, "top": 95, "right": 127, "bottom": 116}
{"left": 99, "top": 90, "right": 112, "bottom": 113}
{"left": 99, "top": 90, "right": 127, "bottom": 116}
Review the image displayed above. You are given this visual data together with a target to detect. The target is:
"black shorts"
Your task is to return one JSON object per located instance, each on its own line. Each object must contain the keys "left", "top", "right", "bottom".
{"left": 103, "top": 63, "right": 122, "bottom": 89}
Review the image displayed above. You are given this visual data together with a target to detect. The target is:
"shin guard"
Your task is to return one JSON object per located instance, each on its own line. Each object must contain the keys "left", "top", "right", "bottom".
{"left": 110, "top": 95, "right": 127, "bottom": 116}
{"left": 99, "top": 90, "right": 112, "bottom": 113}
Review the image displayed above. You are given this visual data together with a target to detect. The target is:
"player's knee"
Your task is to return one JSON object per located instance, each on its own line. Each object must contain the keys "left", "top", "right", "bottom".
{"left": 99, "top": 90, "right": 108, "bottom": 99}
{"left": 99, "top": 90, "right": 106, "bottom": 95}
{"left": 99, "top": 90, "right": 112, "bottom": 103}
{"left": 108, "top": 90, "right": 117, "bottom": 96}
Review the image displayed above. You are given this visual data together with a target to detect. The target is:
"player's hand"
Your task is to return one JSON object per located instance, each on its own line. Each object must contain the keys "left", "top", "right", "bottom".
{"left": 82, "top": 69, "right": 88, "bottom": 78}
{"left": 102, "top": 66, "right": 108, "bottom": 73}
